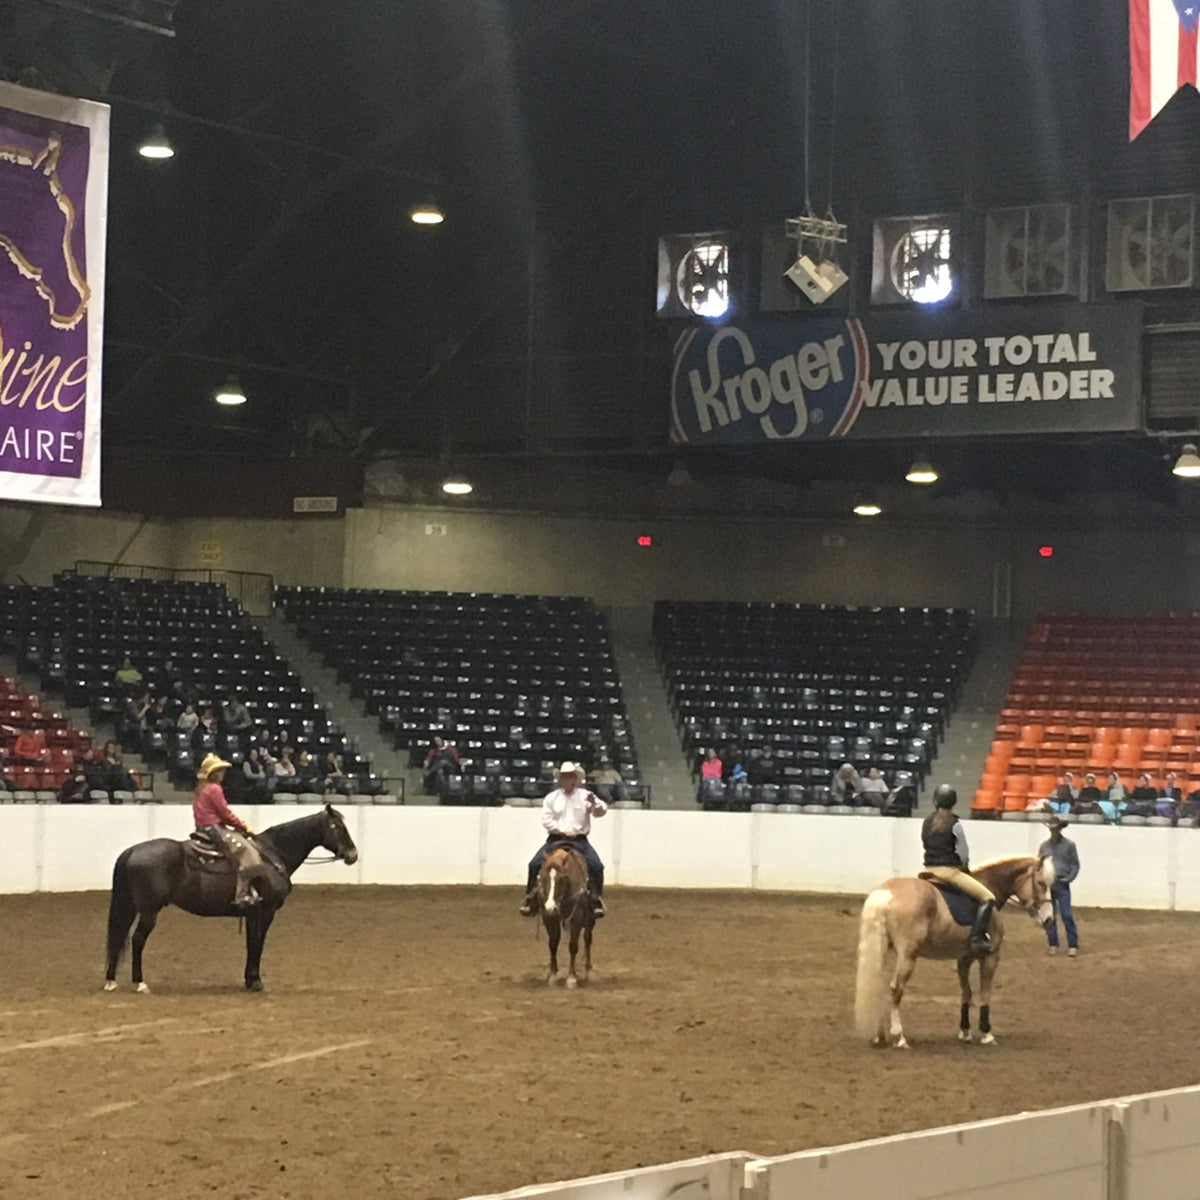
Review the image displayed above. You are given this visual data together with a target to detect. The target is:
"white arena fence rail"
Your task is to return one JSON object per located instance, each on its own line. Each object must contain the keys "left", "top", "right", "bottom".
{"left": 463, "top": 1084, "right": 1200, "bottom": 1200}
{"left": 4, "top": 806, "right": 1200, "bottom": 908}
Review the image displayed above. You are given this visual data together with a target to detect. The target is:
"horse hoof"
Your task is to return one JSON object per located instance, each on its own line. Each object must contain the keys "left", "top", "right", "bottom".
{"left": 958, "top": 1029, "right": 973, "bottom": 1043}
{"left": 871, "top": 1034, "right": 887, "bottom": 1049}
{"left": 566, "top": 976, "right": 578, "bottom": 990}
{"left": 102, "top": 980, "right": 117, "bottom": 992}
{"left": 894, "top": 1037, "right": 910, "bottom": 1050}
{"left": 980, "top": 1032, "right": 997, "bottom": 1046}
{"left": 245, "top": 979, "right": 264, "bottom": 993}
{"left": 134, "top": 982, "right": 150, "bottom": 995}
{"left": 545, "top": 974, "right": 557, "bottom": 987}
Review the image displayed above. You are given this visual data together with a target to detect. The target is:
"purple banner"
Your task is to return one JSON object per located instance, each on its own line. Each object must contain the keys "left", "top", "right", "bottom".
{"left": 0, "top": 83, "right": 108, "bottom": 506}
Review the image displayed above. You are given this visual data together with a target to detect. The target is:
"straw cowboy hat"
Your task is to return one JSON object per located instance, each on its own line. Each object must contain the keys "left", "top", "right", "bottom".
{"left": 1045, "top": 815, "right": 1070, "bottom": 831}
{"left": 197, "top": 753, "right": 233, "bottom": 780}
{"left": 556, "top": 761, "right": 586, "bottom": 780}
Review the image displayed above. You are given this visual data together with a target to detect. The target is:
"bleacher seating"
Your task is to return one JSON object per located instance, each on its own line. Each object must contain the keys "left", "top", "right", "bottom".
{"left": 0, "top": 576, "right": 379, "bottom": 797}
{"left": 974, "top": 612, "right": 1200, "bottom": 821}
{"left": 0, "top": 673, "right": 92, "bottom": 797}
{"left": 275, "top": 586, "right": 640, "bottom": 805}
{"left": 654, "top": 601, "right": 976, "bottom": 811}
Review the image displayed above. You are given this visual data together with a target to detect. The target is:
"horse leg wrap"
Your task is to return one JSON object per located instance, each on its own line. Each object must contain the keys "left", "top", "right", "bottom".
{"left": 979, "top": 1005, "right": 991, "bottom": 1035}
{"left": 959, "top": 1002, "right": 971, "bottom": 1031}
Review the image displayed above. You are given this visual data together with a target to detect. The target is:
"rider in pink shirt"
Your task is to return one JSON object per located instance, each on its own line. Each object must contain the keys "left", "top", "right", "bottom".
{"left": 193, "top": 753, "right": 262, "bottom": 906}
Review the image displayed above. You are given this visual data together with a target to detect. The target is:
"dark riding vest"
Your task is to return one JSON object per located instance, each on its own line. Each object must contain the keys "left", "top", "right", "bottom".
{"left": 921, "top": 813, "right": 963, "bottom": 868}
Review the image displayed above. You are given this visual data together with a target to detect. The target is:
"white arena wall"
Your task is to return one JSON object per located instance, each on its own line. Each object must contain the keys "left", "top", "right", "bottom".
{"left": 4, "top": 805, "right": 1200, "bottom": 910}
{"left": 464, "top": 1085, "right": 1200, "bottom": 1200}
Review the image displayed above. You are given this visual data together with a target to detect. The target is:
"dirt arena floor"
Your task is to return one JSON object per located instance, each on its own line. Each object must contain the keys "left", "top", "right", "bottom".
{"left": 3, "top": 887, "right": 1200, "bottom": 1200}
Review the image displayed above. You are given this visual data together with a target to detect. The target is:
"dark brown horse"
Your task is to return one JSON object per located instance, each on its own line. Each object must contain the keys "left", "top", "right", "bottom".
{"left": 103, "top": 806, "right": 358, "bottom": 994}
{"left": 538, "top": 845, "right": 594, "bottom": 988}
{"left": 855, "top": 855, "right": 1055, "bottom": 1048}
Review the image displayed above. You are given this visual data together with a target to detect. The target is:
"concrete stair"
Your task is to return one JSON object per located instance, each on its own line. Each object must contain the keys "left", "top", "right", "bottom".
{"left": 918, "top": 618, "right": 1028, "bottom": 814}
{"left": 605, "top": 606, "right": 696, "bottom": 810}
{"left": 258, "top": 612, "right": 422, "bottom": 803}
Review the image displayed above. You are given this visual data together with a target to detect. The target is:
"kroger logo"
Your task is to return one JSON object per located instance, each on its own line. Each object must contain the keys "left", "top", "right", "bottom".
{"left": 671, "top": 319, "right": 868, "bottom": 443}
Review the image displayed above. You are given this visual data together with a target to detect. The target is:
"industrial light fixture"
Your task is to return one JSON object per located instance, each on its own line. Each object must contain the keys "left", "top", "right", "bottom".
{"left": 783, "top": 211, "right": 848, "bottom": 305}
{"left": 853, "top": 500, "right": 883, "bottom": 517}
{"left": 905, "top": 458, "right": 939, "bottom": 484}
{"left": 137, "top": 123, "right": 174, "bottom": 160}
{"left": 213, "top": 376, "right": 247, "bottom": 406}
{"left": 1172, "top": 443, "right": 1200, "bottom": 478}
{"left": 410, "top": 200, "right": 445, "bottom": 226}
{"left": 440, "top": 477, "right": 473, "bottom": 496}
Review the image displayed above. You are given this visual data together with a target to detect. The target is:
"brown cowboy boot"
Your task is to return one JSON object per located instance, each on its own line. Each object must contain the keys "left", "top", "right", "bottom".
{"left": 233, "top": 865, "right": 261, "bottom": 907}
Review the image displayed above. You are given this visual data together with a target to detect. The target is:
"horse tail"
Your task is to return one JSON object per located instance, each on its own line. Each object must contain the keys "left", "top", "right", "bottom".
{"left": 543, "top": 867, "right": 558, "bottom": 916}
{"left": 105, "top": 848, "right": 138, "bottom": 970}
{"left": 854, "top": 888, "right": 891, "bottom": 1041}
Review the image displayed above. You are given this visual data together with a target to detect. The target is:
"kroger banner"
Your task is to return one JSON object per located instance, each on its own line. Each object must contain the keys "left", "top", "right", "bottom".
{"left": 670, "top": 304, "right": 1142, "bottom": 444}
{"left": 0, "top": 82, "right": 109, "bottom": 506}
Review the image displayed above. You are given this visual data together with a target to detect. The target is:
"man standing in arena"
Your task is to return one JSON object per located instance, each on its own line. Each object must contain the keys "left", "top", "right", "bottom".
{"left": 521, "top": 761, "right": 607, "bottom": 918}
{"left": 1039, "top": 816, "right": 1080, "bottom": 957}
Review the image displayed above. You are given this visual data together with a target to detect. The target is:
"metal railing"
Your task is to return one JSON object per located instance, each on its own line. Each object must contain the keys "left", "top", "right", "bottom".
{"left": 71, "top": 561, "right": 275, "bottom": 616}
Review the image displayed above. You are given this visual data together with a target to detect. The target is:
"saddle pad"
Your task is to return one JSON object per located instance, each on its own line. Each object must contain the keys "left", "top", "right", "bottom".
{"left": 926, "top": 881, "right": 978, "bottom": 927}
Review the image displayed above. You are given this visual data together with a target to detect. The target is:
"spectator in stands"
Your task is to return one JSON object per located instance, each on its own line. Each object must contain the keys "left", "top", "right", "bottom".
{"left": 1182, "top": 783, "right": 1200, "bottom": 825}
{"left": 273, "top": 747, "right": 298, "bottom": 794}
{"left": 1046, "top": 772, "right": 1078, "bottom": 815}
{"left": 56, "top": 760, "right": 91, "bottom": 804}
{"left": 1072, "top": 773, "right": 1104, "bottom": 816}
{"left": 831, "top": 762, "right": 862, "bottom": 806}
{"left": 222, "top": 693, "right": 253, "bottom": 741}
{"left": 176, "top": 702, "right": 199, "bottom": 734}
{"left": 148, "top": 693, "right": 173, "bottom": 733}
{"left": 729, "top": 758, "right": 748, "bottom": 787}
{"left": 859, "top": 766, "right": 890, "bottom": 807}
{"left": 1157, "top": 771, "right": 1183, "bottom": 822}
{"left": 115, "top": 655, "right": 143, "bottom": 692}
{"left": 1127, "top": 773, "right": 1158, "bottom": 818}
{"left": 589, "top": 756, "right": 623, "bottom": 803}
{"left": 322, "top": 750, "right": 352, "bottom": 796}
{"left": 101, "top": 740, "right": 136, "bottom": 797}
{"left": 12, "top": 728, "right": 44, "bottom": 765}
{"left": 121, "top": 690, "right": 152, "bottom": 743}
{"left": 1039, "top": 816, "right": 1080, "bottom": 957}
{"left": 423, "top": 736, "right": 461, "bottom": 794}
{"left": 748, "top": 744, "right": 781, "bottom": 786}
{"left": 1100, "top": 771, "right": 1129, "bottom": 823}
{"left": 191, "top": 707, "right": 217, "bottom": 753}
{"left": 241, "top": 747, "right": 269, "bottom": 803}
{"left": 295, "top": 749, "right": 323, "bottom": 794}
{"left": 700, "top": 748, "right": 724, "bottom": 781}
{"left": 0, "top": 749, "right": 15, "bottom": 792}
{"left": 156, "top": 658, "right": 184, "bottom": 697}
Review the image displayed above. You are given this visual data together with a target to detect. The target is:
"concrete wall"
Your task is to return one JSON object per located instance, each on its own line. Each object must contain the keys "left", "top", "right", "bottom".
{"left": 4, "top": 805, "right": 1200, "bottom": 909}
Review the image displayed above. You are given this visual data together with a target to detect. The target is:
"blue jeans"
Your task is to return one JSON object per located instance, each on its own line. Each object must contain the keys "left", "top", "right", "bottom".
{"left": 1046, "top": 883, "right": 1078, "bottom": 949}
{"left": 526, "top": 835, "right": 604, "bottom": 895}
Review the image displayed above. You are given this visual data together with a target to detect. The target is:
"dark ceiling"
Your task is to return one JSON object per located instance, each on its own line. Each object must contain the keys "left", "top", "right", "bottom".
{"left": 4, "top": 0, "right": 1200, "bottom": 508}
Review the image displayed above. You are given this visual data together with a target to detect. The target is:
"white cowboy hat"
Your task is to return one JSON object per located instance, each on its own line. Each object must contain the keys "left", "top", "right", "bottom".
{"left": 556, "top": 761, "right": 586, "bottom": 780}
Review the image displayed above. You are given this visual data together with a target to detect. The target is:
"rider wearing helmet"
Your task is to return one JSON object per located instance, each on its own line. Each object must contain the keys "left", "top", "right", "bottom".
{"left": 922, "top": 784, "right": 996, "bottom": 953}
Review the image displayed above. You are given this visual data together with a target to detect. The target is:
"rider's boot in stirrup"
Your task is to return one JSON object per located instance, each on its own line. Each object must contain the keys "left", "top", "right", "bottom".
{"left": 519, "top": 888, "right": 539, "bottom": 916}
{"left": 968, "top": 899, "right": 995, "bottom": 953}
{"left": 234, "top": 867, "right": 261, "bottom": 908}
{"left": 592, "top": 893, "right": 606, "bottom": 919}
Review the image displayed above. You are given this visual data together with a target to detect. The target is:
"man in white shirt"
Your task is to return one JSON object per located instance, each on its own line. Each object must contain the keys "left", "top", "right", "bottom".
{"left": 520, "top": 762, "right": 608, "bottom": 918}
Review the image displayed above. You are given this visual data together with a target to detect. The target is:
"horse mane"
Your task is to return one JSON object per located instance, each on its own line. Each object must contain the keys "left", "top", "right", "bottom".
{"left": 974, "top": 854, "right": 1054, "bottom": 882}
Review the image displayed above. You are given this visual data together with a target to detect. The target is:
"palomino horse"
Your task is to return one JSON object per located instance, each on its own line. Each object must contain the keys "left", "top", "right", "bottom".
{"left": 855, "top": 856, "right": 1055, "bottom": 1048}
{"left": 538, "top": 844, "right": 594, "bottom": 988}
{"left": 104, "top": 806, "right": 358, "bottom": 994}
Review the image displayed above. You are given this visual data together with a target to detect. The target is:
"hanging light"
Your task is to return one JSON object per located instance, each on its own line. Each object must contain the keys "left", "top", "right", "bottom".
{"left": 1172, "top": 443, "right": 1200, "bottom": 478}
{"left": 905, "top": 457, "right": 939, "bottom": 484}
{"left": 440, "top": 476, "right": 473, "bottom": 496}
{"left": 214, "top": 376, "right": 247, "bottom": 406}
{"left": 138, "top": 123, "right": 175, "bottom": 160}
{"left": 853, "top": 500, "right": 883, "bottom": 517}
{"left": 410, "top": 200, "right": 445, "bottom": 226}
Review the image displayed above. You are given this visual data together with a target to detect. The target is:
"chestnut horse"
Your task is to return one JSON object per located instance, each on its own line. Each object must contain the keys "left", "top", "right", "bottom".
{"left": 538, "top": 844, "right": 594, "bottom": 988}
{"left": 855, "top": 856, "right": 1055, "bottom": 1048}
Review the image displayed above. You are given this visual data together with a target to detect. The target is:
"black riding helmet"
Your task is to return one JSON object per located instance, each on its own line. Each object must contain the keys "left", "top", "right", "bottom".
{"left": 932, "top": 784, "right": 958, "bottom": 809}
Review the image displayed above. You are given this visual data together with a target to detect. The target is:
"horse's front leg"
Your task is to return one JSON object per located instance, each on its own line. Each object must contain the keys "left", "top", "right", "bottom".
{"left": 545, "top": 915, "right": 561, "bottom": 985}
{"left": 130, "top": 911, "right": 159, "bottom": 994}
{"left": 888, "top": 953, "right": 917, "bottom": 1049}
{"left": 583, "top": 919, "right": 593, "bottom": 976}
{"left": 956, "top": 956, "right": 974, "bottom": 1043}
{"left": 244, "top": 907, "right": 276, "bottom": 992}
{"left": 565, "top": 917, "right": 582, "bottom": 989}
{"left": 977, "top": 951, "right": 999, "bottom": 1045}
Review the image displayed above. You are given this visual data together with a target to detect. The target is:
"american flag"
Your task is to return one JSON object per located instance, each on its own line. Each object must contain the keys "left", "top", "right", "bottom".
{"left": 1130, "top": 0, "right": 1200, "bottom": 137}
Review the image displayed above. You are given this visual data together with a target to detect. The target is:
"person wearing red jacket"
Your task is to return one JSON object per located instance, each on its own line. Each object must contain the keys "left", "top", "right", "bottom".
{"left": 193, "top": 753, "right": 263, "bottom": 907}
